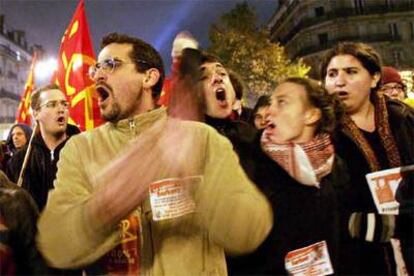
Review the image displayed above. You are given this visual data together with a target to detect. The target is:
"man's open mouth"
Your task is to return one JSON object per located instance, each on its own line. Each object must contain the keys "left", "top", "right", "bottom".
{"left": 215, "top": 88, "right": 227, "bottom": 106}
{"left": 57, "top": 116, "right": 66, "bottom": 124}
{"left": 95, "top": 84, "right": 111, "bottom": 102}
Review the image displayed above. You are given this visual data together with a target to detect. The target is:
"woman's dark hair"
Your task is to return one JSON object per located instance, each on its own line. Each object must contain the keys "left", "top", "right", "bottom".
{"left": 281, "top": 77, "right": 344, "bottom": 135}
{"left": 252, "top": 95, "right": 270, "bottom": 115}
{"left": 319, "top": 42, "right": 382, "bottom": 90}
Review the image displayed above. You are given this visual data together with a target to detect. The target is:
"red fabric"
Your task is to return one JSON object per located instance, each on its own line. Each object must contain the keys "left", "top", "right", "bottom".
{"left": 158, "top": 77, "right": 172, "bottom": 106}
{"left": 101, "top": 215, "right": 140, "bottom": 275}
{"left": 157, "top": 61, "right": 180, "bottom": 107}
{"left": 15, "top": 53, "right": 36, "bottom": 126}
{"left": 51, "top": 0, "right": 103, "bottom": 131}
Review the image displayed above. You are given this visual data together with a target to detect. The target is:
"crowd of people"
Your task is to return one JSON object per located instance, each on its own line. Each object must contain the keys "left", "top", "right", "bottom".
{"left": 0, "top": 30, "right": 413, "bottom": 276}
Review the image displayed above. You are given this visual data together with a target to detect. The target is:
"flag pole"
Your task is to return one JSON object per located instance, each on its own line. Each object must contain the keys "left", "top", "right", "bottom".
{"left": 16, "top": 122, "right": 38, "bottom": 187}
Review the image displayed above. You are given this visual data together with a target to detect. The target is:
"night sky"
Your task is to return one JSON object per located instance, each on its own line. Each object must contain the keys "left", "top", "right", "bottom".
{"left": 1, "top": 0, "right": 278, "bottom": 70}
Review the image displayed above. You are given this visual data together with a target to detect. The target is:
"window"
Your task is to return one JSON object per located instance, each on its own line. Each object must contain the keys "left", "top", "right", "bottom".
{"left": 393, "top": 50, "right": 402, "bottom": 67}
{"left": 411, "top": 22, "right": 414, "bottom": 40}
{"left": 315, "top": 6, "right": 325, "bottom": 17}
{"left": 385, "top": 0, "right": 394, "bottom": 9}
{"left": 318, "top": 33, "right": 328, "bottom": 46}
{"left": 389, "top": 23, "right": 399, "bottom": 39}
{"left": 354, "top": 0, "right": 365, "bottom": 14}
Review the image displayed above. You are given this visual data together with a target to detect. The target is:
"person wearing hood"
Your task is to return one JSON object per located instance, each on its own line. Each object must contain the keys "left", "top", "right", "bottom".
{"left": 157, "top": 31, "right": 199, "bottom": 107}
{"left": 7, "top": 84, "right": 80, "bottom": 211}
{"left": 3, "top": 124, "right": 32, "bottom": 173}
{"left": 6, "top": 123, "right": 33, "bottom": 155}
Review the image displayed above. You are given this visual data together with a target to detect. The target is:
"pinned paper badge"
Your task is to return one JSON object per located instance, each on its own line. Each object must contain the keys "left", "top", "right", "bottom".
{"left": 149, "top": 176, "right": 202, "bottom": 221}
{"left": 285, "top": 241, "right": 334, "bottom": 276}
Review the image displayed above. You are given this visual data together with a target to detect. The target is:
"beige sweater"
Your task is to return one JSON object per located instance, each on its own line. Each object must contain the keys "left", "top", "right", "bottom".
{"left": 37, "top": 108, "right": 272, "bottom": 275}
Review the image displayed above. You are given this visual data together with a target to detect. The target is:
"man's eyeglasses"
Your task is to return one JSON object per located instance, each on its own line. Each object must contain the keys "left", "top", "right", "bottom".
{"left": 39, "top": 100, "right": 70, "bottom": 110}
{"left": 379, "top": 84, "right": 406, "bottom": 92}
{"left": 88, "top": 57, "right": 148, "bottom": 79}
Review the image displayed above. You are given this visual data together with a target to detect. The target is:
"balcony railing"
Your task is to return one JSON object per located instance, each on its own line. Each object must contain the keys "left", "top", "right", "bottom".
{"left": 0, "top": 116, "right": 16, "bottom": 124}
{"left": 272, "top": 2, "right": 414, "bottom": 44}
{"left": 0, "top": 88, "right": 20, "bottom": 101}
{"left": 0, "top": 44, "right": 19, "bottom": 60}
{"left": 292, "top": 33, "right": 402, "bottom": 59}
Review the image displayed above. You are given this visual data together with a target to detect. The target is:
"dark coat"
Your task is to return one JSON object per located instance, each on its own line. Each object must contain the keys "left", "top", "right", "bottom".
{"left": 7, "top": 124, "right": 80, "bottom": 211}
{"left": 6, "top": 123, "right": 33, "bottom": 154}
{"left": 0, "top": 171, "right": 49, "bottom": 275}
{"left": 227, "top": 134, "right": 350, "bottom": 275}
{"left": 333, "top": 99, "right": 414, "bottom": 275}
{"left": 204, "top": 115, "right": 257, "bottom": 180}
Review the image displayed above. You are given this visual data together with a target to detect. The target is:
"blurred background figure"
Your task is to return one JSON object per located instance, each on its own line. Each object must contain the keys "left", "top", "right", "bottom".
{"left": 171, "top": 31, "right": 199, "bottom": 65}
{"left": 0, "top": 141, "right": 8, "bottom": 172}
{"left": 0, "top": 170, "right": 49, "bottom": 275}
{"left": 158, "top": 31, "right": 199, "bottom": 107}
{"left": 3, "top": 124, "right": 32, "bottom": 175}
{"left": 6, "top": 123, "right": 32, "bottom": 157}
{"left": 251, "top": 95, "right": 270, "bottom": 130}
{"left": 229, "top": 70, "right": 252, "bottom": 123}
{"left": 380, "top": 66, "right": 407, "bottom": 102}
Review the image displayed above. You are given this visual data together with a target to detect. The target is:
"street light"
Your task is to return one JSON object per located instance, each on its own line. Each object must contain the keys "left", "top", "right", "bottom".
{"left": 35, "top": 58, "right": 57, "bottom": 81}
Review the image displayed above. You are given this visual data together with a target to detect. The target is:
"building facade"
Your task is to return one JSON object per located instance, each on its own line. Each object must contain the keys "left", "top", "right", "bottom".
{"left": 268, "top": 0, "right": 414, "bottom": 78}
{"left": 0, "top": 14, "right": 32, "bottom": 130}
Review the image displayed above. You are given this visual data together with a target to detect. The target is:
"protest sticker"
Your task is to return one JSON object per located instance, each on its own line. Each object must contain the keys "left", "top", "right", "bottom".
{"left": 366, "top": 165, "right": 414, "bottom": 215}
{"left": 149, "top": 176, "right": 202, "bottom": 221}
{"left": 285, "top": 241, "right": 333, "bottom": 276}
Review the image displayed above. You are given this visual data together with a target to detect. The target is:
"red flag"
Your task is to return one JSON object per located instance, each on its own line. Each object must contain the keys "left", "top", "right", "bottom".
{"left": 52, "top": 0, "right": 102, "bottom": 131}
{"left": 16, "top": 53, "right": 37, "bottom": 125}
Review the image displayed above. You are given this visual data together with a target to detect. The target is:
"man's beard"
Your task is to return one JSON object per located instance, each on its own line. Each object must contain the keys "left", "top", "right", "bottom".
{"left": 102, "top": 102, "right": 122, "bottom": 123}
{"left": 101, "top": 91, "right": 143, "bottom": 123}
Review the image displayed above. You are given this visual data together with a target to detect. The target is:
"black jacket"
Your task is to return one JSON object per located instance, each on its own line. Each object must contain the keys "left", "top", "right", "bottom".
{"left": 7, "top": 124, "right": 80, "bottom": 211}
{"left": 204, "top": 115, "right": 257, "bottom": 180}
{"left": 227, "top": 134, "right": 350, "bottom": 275}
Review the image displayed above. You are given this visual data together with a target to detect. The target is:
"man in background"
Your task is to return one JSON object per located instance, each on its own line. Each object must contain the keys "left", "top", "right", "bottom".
{"left": 8, "top": 84, "right": 80, "bottom": 211}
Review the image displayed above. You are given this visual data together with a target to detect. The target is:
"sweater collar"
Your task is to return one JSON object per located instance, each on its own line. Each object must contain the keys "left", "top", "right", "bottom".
{"left": 110, "top": 107, "right": 167, "bottom": 133}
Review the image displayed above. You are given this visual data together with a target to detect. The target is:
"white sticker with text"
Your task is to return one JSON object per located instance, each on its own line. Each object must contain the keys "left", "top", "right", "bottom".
{"left": 149, "top": 176, "right": 201, "bottom": 221}
{"left": 285, "top": 241, "right": 333, "bottom": 276}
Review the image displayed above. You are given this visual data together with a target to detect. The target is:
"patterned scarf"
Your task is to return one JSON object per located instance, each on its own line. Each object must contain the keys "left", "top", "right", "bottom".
{"left": 342, "top": 92, "right": 401, "bottom": 172}
{"left": 261, "top": 133, "right": 334, "bottom": 187}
